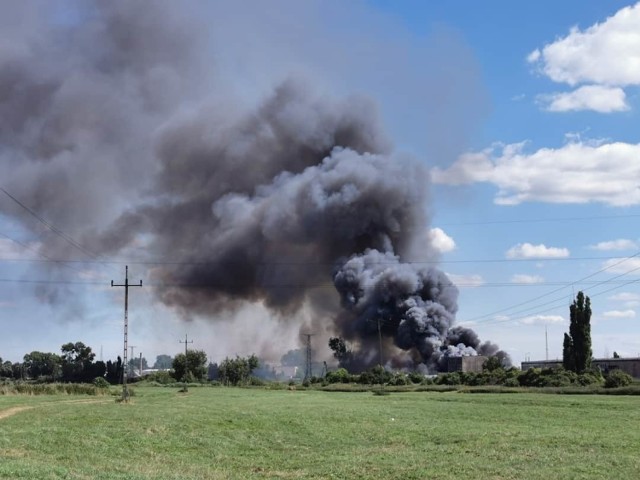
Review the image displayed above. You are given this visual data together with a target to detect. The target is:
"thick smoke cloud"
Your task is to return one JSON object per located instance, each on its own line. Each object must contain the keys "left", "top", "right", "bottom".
{"left": 0, "top": 1, "right": 505, "bottom": 370}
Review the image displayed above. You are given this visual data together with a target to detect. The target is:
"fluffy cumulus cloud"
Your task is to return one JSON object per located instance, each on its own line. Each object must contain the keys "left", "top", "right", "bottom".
{"left": 589, "top": 239, "right": 638, "bottom": 251}
{"left": 427, "top": 227, "right": 456, "bottom": 254}
{"left": 511, "top": 274, "right": 544, "bottom": 284}
{"left": 432, "top": 141, "right": 640, "bottom": 206}
{"left": 528, "top": 2, "right": 640, "bottom": 112}
{"left": 603, "top": 309, "right": 637, "bottom": 319}
{"left": 601, "top": 257, "right": 640, "bottom": 275}
{"left": 506, "top": 243, "right": 569, "bottom": 259}
{"left": 520, "top": 314, "right": 565, "bottom": 325}
{"left": 539, "top": 85, "right": 629, "bottom": 113}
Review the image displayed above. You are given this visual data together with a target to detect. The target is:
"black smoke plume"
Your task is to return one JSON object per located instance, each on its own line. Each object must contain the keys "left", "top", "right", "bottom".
{"left": 0, "top": 1, "right": 506, "bottom": 371}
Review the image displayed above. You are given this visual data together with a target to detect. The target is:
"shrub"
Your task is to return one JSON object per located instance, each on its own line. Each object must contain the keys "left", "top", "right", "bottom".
{"left": 577, "top": 367, "right": 604, "bottom": 386}
{"left": 604, "top": 369, "right": 633, "bottom": 388}
{"left": 248, "top": 376, "right": 266, "bottom": 386}
{"left": 408, "top": 371, "right": 424, "bottom": 384}
{"left": 93, "top": 377, "right": 110, "bottom": 389}
{"left": 435, "top": 372, "right": 462, "bottom": 385}
{"left": 146, "top": 370, "right": 175, "bottom": 384}
{"left": 503, "top": 377, "right": 520, "bottom": 388}
{"left": 325, "top": 368, "right": 351, "bottom": 384}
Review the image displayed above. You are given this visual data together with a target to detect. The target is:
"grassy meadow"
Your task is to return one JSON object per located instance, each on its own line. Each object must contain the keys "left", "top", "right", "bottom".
{"left": 1, "top": 386, "right": 639, "bottom": 479}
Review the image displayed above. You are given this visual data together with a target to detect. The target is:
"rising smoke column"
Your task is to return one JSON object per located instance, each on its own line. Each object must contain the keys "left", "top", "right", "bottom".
{"left": 0, "top": 0, "right": 506, "bottom": 370}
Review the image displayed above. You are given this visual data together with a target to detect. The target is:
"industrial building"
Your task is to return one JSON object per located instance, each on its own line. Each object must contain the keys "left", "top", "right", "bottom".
{"left": 521, "top": 357, "right": 640, "bottom": 379}
{"left": 446, "top": 356, "right": 487, "bottom": 373}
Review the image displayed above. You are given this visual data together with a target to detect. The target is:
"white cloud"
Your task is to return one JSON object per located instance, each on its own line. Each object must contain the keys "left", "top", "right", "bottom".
{"left": 589, "top": 239, "right": 638, "bottom": 251}
{"left": 528, "top": 3, "right": 640, "bottom": 87}
{"left": 445, "top": 273, "right": 484, "bottom": 288}
{"left": 511, "top": 274, "right": 544, "bottom": 284}
{"left": 540, "top": 85, "right": 628, "bottom": 113}
{"left": 609, "top": 292, "right": 640, "bottom": 302}
{"left": 520, "top": 315, "right": 565, "bottom": 325}
{"left": 427, "top": 227, "right": 456, "bottom": 253}
{"left": 601, "top": 257, "right": 640, "bottom": 275}
{"left": 528, "top": 3, "right": 640, "bottom": 113}
{"left": 603, "top": 309, "right": 636, "bottom": 319}
{"left": 506, "top": 243, "right": 569, "bottom": 259}
{"left": 432, "top": 141, "right": 640, "bottom": 206}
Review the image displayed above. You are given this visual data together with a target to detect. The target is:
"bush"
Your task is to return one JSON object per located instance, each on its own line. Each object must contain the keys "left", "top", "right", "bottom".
{"left": 325, "top": 368, "right": 351, "bottom": 384}
{"left": 435, "top": 372, "right": 462, "bottom": 385}
{"left": 503, "top": 377, "right": 520, "bottom": 388}
{"left": 408, "top": 372, "right": 424, "bottom": 384}
{"left": 93, "top": 377, "right": 110, "bottom": 389}
{"left": 390, "top": 374, "right": 408, "bottom": 386}
{"left": 577, "top": 367, "right": 604, "bottom": 386}
{"left": 604, "top": 369, "right": 633, "bottom": 388}
{"left": 248, "top": 376, "right": 266, "bottom": 386}
{"left": 146, "top": 370, "right": 175, "bottom": 384}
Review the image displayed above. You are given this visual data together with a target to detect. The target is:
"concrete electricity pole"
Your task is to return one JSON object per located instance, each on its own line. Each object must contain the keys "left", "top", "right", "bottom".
{"left": 111, "top": 265, "right": 142, "bottom": 401}
{"left": 179, "top": 334, "right": 194, "bottom": 392}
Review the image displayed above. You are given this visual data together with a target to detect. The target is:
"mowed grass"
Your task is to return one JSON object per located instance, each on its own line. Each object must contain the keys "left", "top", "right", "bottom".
{"left": 1, "top": 387, "right": 639, "bottom": 479}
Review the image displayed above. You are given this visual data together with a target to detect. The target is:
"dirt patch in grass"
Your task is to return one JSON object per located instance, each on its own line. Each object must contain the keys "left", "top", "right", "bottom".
{"left": 0, "top": 406, "right": 32, "bottom": 421}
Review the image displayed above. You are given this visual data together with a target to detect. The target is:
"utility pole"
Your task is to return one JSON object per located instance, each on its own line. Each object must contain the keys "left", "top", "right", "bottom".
{"left": 179, "top": 334, "right": 193, "bottom": 392}
{"left": 129, "top": 345, "right": 137, "bottom": 377}
{"left": 301, "top": 333, "right": 315, "bottom": 381}
{"left": 545, "top": 325, "right": 549, "bottom": 361}
{"left": 377, "top": 317, "right": 383, "bottom": 367}
{"left": 111, "top": 265, "right": 142, "bottom": 402}
{"left": 139, "top": 352, "right": 143, "bottom": 377}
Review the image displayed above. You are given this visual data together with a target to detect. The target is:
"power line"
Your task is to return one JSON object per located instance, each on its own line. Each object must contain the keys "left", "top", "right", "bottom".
{"left": 439, "top": 212, "right": 640, "bottom": 226}
{"left": 0, "top": 254, "right": 635, "bottom": 266}
{"left": 1, "top": 187, "right": 101, "bottom": 261}
{"left": 464, "top": 252, "right": 640, "bottom": 324}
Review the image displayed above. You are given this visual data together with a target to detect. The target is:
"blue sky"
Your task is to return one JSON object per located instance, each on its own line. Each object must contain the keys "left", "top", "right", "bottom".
{"left": 1, "top": 1, "right": 639, "bottom": 367}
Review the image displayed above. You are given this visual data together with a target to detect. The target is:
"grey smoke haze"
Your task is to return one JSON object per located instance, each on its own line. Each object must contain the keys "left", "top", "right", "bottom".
{"left": 0, "top": 1, "right": 502, "bottom": 370}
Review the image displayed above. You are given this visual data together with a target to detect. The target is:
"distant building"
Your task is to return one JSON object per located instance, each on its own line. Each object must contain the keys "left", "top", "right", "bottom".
{"left": 446, "top": 356, "right": 487, "bottom": 373}
{"left": 521, "top": 357, "right": 640, "bottom": 379}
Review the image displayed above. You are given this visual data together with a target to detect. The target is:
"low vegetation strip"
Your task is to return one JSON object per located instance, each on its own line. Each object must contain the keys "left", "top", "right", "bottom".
{"left": 0, "top": 382, "right": 109, "bottom": 396}
{"left": 0, "top": 386, "right": 639, "bottom": 479}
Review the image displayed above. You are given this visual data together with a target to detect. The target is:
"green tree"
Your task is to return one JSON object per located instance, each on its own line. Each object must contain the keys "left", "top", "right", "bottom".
{"left": 613, "top": 351, "right": 620, "bottom": 359}
{"left": 482, "top": 356, "right": 503, "bottom": 372}
{"left": 153, "top": 354, "right": 173, "bottom": 369}
{"left": 23, "top": 351, "right": 62, "bottom": 380}
{"left": 328, "top": 337, "right": 353, "bottom": 368}
{"left": 172, "top": 350, "right": 208, "bottom": 381}
{"left": 60, "top": 342, "right": 101, "bottom": 382}
{"left": 562, "top": 333, "right": 575, "bottom": 371}
{"left": 128, "top": 357, "right": 148, "bottom": 374}
{"left": 217, "top": 355, "right": 259, "bottom": 386}
{"left": 0, "top": 359, "right": 14, "bottom": 378}
{"left": 563, "top": 292, "right": 592, "bottom": 373}
{"left": 105, "top": 357, "right": 123, "bottom": 384}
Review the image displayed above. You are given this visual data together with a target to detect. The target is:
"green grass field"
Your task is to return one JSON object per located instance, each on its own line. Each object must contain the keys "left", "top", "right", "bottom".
{"left": 1, "top": 387, "right": 639, "bottom": 479}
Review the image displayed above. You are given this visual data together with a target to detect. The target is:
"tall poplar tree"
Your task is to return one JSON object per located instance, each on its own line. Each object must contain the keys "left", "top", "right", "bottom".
{"left": 563, "top": 291, "right": 592, "bottom": 373}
